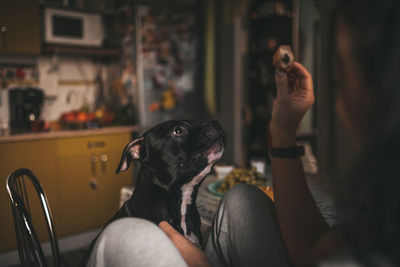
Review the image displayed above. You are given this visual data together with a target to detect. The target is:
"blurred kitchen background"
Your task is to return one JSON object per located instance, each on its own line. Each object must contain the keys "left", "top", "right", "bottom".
{"left": 0, "top": 0, "right": 352, "bottom": 266}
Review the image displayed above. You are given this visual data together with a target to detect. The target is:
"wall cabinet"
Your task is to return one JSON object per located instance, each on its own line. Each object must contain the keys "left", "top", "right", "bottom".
{"left": 0, "top": 0, "right": 41, "bottom": 54}
{"left": 0, "top": 132, "right": 133, "bottom": 252}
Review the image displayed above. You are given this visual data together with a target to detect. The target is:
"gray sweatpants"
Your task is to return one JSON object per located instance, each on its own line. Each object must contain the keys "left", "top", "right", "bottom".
{"left": 87, "top": 184, "right": 292, "bottom": 267}
{"left": 86, "top": 218, "right": 188, "bottom": 267}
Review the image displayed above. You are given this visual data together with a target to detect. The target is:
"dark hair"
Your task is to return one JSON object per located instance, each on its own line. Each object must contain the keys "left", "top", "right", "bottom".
{"left": 335, "top": 0, "right": 400, "bottom": 265}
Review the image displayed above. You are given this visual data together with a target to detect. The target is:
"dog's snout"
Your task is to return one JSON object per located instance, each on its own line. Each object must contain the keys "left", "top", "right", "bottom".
{"left": 207, "top": 127, "right": 218, "bottom": 138}
{"left": 202, "top": 120, "right": 222, "bottom": 132}
{"left": 209, "top": 120, "right": 222, "bottom": 130}
{"left": 188, "top": 120, "right": 226, "bottom": 152}
{"left": 212, "top": 120, "right": 226, "bottom": 136}
{"left": 202, "top": 120, "right": 226, "bottom": 144}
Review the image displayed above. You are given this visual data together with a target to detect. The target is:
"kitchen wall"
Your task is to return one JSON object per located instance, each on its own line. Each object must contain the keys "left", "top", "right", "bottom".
{"left": 38, "top": 56, "right": 111, "bottom": 122}
{"left": 0, "top": 55, "right": 116, "bottom": 124}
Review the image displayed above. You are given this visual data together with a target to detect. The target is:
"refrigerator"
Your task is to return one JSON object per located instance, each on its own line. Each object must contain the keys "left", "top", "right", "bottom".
{"left": 134, "top": 0, "right": 204, "bottom": 127}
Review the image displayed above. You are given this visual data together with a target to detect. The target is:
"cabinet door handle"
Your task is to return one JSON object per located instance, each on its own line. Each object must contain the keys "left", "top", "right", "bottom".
{"left": 100, "top": 154, "right": 108, "bottom": 173}
{"left": 100, "top": 154, "right": 108, "bottom": 162}
{"left": 90, "top": 155, "right": 97, "bottom": 175}
{"left": 91, "top": 155, "right": 98, "bottom": 163}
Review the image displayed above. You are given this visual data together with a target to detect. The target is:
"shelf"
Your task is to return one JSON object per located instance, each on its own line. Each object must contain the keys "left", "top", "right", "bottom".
{"left": 43, "top": 45, "right": 120, "bottom": 57}
{"left": 39, "top": 1, "right": 117, "bottom": 15}
{"left": 0, "top": 79, "right": 38, "bottom": 87}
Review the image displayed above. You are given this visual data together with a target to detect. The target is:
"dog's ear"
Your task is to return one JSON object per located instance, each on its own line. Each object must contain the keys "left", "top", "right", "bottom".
{"left": 116, "top": 137, "right": 145, "bottom": 174}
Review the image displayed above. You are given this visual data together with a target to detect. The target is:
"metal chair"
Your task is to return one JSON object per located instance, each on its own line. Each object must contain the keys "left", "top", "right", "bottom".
{"left": 6, "top": 168, "right": 61, "bottom": 267}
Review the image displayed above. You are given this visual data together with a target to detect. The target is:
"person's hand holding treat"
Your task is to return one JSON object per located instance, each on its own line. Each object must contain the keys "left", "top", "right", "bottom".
{"left": 270, "top": 47, "right": 314, "bottom": 146}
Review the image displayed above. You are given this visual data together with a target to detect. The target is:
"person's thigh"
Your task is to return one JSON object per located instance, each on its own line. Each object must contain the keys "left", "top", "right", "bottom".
{"left": 87, "top": 218, "right": 188, "bottom": 267}
{"left": 205, "top": 183, "right": 292, "bottom": 267}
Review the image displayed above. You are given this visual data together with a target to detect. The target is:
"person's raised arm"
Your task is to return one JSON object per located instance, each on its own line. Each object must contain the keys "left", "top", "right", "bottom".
{"left": 270, "top": 63, "right": 341, "bottom": 266}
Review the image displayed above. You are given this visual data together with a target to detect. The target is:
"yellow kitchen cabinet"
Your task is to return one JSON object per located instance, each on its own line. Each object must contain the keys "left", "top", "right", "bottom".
{"left": 0, "top": 0, "right": 41, "bottom": 54}
{"left": 0, "top": 139, "right": 59, "bottom": 252}
{"left": 0, "top": 130, "right": 133, "bottom": 253}
{"left": 56, "top": 133, "right": 132, "bottom": 236}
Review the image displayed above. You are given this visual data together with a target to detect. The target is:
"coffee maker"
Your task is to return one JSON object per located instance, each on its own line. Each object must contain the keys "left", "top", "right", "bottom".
{"left": 9, "top": 87, "right": 44, "bottom": 134}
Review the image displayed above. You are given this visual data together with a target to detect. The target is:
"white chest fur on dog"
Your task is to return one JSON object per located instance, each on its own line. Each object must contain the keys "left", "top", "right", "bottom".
{"left": 180, "top": 148, "right": 224, "bottom": 242}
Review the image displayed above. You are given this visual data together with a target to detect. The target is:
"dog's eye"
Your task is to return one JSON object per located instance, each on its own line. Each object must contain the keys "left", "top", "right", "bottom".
{"left": 172, "top": 126, "right": 186, "bottom": 136}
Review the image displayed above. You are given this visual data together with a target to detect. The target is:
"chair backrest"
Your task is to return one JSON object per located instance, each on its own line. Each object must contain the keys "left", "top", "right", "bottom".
{"left": 6, "top": 168, "right": 60, "bottom": 267}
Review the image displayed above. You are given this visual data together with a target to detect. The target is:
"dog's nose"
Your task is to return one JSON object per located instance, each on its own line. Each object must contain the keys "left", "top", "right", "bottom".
{"left": 189, "top": 120, "right": 227, "bottom": 151}
{"left": 213, "top": 120, "right": 226, "bottom": 132}
{"left": 208, "top": 120, "right": 222, "bottom": 133}
{"left": 204, "top": 120, "right": 226, "bottom": 143}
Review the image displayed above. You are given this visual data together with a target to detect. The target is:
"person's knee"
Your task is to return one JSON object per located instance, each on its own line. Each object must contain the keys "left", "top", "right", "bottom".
{"left": 207, "top": 184, "right": 286, "bottom": 266}
{"left": 102, "top": 217, "right": 158, "bottom": 240}
{"left": 94, "top": 218, "right": 161, "bottom": 259}
{"left": 89, "top": 218, "right": 187, "bottom": 267}
{"left": 222, "top": 183, "right": 274, "bottom": 212}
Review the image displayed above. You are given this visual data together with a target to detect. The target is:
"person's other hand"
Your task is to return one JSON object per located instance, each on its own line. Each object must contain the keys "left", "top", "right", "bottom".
{"left": 159, "top": 221, "right": 212, "bottom": 267}
{"left": 270, "top": 62, "right": 314, "bottom": 146}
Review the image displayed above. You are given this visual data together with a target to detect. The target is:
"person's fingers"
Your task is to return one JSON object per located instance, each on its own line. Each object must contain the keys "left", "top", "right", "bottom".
{"left": 287, "top": 72, "right": 297, "bottom": 81}
{"left": 287, "top": 62, "right": 313, "bottom": 94}
{"left": 159, "top": 221, "right": 193, "bottom": 245}
{"left": 288, "top": 78, "right": 295, "bottom": 93}
{"left": 275, "top": 69, "right": 291, "bottom": 99}
{"left": 290, "top": 62, "right": 311, "bottom": 79}
{"left": 159, "top": 221, "right": 178, "bottom": 239}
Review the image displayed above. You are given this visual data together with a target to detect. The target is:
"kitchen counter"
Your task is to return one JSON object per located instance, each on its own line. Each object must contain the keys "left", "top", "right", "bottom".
{"left": 0, "top": 125, "right": 140, "bottom": 143}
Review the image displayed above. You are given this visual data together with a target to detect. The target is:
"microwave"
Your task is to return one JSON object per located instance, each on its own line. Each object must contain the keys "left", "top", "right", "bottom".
{"left": 44, "top": 8, "right": 104, "bottom": 47}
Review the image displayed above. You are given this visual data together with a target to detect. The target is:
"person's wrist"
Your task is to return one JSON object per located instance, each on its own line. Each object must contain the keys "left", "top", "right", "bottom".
{"left": 271, "top": 133, "right": 296, "bottom": 147}
{"left": 269, "top": 122, "right": 297, "bottom": 146}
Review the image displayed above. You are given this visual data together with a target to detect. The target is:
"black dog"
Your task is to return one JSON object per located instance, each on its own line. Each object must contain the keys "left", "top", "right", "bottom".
{"left": 81, "top": 120, "right": 225, "bottom": 265}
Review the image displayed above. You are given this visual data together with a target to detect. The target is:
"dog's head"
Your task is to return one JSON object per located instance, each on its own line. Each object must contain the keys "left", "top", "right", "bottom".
{"left": 116, "top": 120, "right": 226, "bottom": 189}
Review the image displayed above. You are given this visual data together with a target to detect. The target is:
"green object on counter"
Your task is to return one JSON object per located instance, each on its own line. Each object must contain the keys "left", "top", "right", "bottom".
{"left": 207, "top": 181, "right": 224, "bottom": 197}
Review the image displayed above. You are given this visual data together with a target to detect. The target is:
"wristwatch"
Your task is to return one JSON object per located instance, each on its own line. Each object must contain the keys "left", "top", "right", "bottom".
{"left": 270, "top": 146, "right": 305, "bottom": 159}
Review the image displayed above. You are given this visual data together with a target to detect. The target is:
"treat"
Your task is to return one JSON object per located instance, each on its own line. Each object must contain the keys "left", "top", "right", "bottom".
{"left": 273, "top": 45, "right": 294, "bottom": 72}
